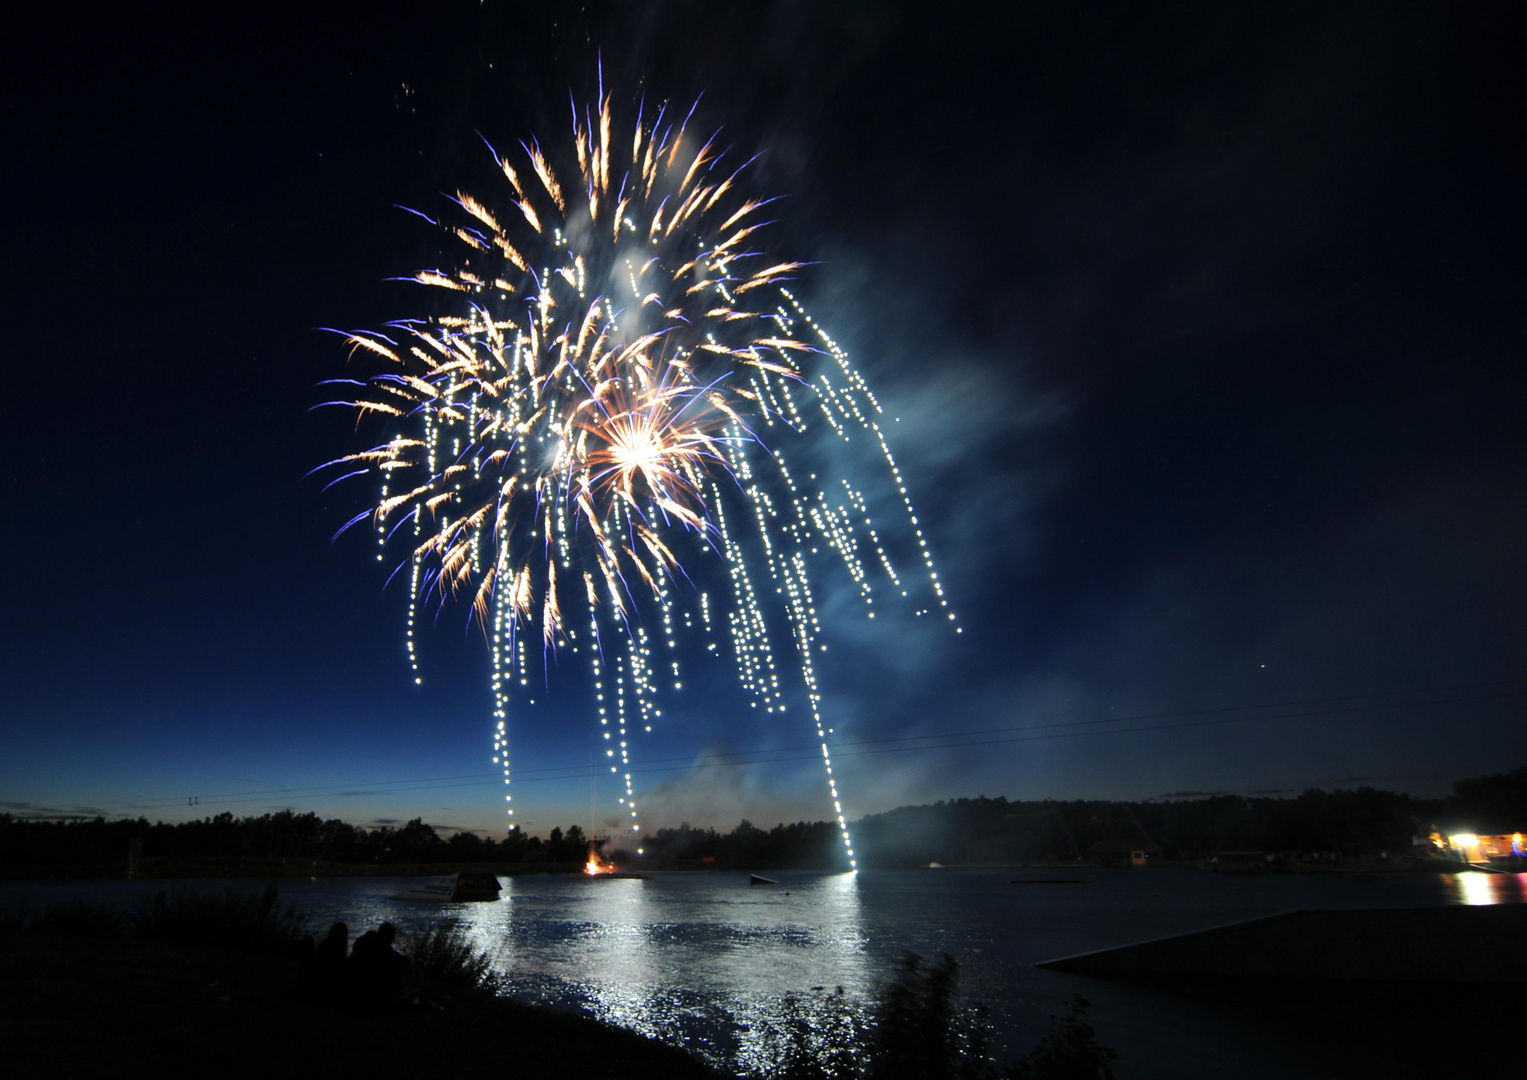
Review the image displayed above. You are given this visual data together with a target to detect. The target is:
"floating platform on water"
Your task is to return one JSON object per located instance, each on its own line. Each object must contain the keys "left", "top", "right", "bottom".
{"left": 392, "top": 872, "right": 502, "bottom": 902}
{"left": 1036, "top": 904, "right": 1527, "bottom": 982}
{"left": 572, "top": 872, "right": 650, "bottom": 880}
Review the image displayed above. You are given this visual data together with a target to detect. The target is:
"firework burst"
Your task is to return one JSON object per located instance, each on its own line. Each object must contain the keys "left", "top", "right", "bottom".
{"left": 315, "top": 90, "right": 956, "bottom": 864}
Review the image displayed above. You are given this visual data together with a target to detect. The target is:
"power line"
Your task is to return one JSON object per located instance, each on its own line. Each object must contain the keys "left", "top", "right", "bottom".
{"left": 90, "top": 678, "right": 1525, "bottom": 816}
{"left": 111, "top": 677, "right": 1524, "bottom": 809}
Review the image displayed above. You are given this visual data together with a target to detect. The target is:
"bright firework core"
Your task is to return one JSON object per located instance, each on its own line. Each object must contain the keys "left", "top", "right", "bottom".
{"left": 316, "top": 91, "right": 957, "bottom": 867}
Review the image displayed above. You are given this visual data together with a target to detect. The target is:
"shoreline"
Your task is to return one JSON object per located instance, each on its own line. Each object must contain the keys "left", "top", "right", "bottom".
{"left": 0, "top": 856, "right": 1473, "bottom": 882}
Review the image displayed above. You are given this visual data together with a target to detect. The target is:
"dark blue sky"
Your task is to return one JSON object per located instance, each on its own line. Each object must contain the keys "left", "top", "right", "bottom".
{"left": 3, "top": 2, "right": 1523, "bottom": 837}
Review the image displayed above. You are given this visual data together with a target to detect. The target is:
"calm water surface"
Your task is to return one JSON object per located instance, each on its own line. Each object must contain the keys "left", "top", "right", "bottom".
{"left": 7, "top": 867, "right": 1522, "bottom": 1077}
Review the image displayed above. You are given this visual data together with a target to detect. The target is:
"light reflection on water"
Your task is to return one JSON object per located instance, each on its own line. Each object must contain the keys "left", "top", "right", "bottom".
{"left": 5, "top": 867, "right": 1521, "bottom": 1077}
{"left": 1449, "top": 870, "right": 1527, "bottom": 905}
{"left": 455, "top": 871, "right": 868, "bottom": 1068}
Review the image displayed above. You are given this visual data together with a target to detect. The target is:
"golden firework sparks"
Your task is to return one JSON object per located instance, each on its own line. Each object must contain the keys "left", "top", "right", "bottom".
{"left": 315, "top": 92, "right": 958, "bottom": 864}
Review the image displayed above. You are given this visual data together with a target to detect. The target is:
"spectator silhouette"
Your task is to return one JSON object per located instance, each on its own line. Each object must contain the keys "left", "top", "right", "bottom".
{"left": 296, "top": 933, "right": 317, "bottom": 980}
{"left": 315, "top": 921, "right": 348, "bottom": 983}
{"left": 350, "top": 921, "right": 410, "bottom": 1005}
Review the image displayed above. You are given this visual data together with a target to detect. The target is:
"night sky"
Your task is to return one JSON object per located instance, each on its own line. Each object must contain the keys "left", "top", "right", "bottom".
{"left": 3, "top": 2, "right": 1523, "bottom": 838}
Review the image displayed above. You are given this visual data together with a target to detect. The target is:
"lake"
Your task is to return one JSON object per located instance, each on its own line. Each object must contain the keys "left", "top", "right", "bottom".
{"left": 5, "top": 867, "right": 1522, "bottom": 1077}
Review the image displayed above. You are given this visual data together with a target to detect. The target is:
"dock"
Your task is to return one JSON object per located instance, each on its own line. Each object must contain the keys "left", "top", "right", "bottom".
{"left": 1036, "top": 904, "right": 1527, "bottom": 982}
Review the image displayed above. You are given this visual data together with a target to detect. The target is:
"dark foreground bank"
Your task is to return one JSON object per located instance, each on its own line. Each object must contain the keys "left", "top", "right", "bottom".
{"left": 0, "top": 933, "right": 725, "bottom": 1079}
{"left": 0, "top": 885, "right": 724, "bottom": 1077}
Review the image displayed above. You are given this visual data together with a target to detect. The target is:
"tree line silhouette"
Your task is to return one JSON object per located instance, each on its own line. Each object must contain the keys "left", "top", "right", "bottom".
{"left": 4, "top": 767, "right": 1524, "bottom": 875}
{"left": 0, "top": 813, "right": 596, "bottom": 875}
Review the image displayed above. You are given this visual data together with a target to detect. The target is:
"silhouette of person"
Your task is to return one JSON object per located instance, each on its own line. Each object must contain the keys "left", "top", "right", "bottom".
{"left": 316, "top": 921, "right": 349, "bottom": 976}
{"left": 350, "top": 921, "right": 409, "bottom": 1004}
{"left": 296, "top": 933, "right": 317, "bottom": 981}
